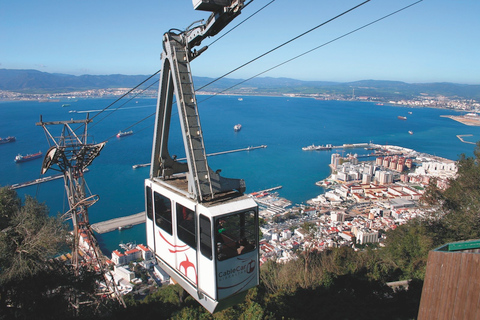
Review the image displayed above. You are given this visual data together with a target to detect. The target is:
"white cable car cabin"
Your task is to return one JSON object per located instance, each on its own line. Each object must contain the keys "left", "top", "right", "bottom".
{"left": 144, "top": 0, "right": 259, "bottom": 313}
{"left": 145, "top": 176, "right": 259, "bottom": 313}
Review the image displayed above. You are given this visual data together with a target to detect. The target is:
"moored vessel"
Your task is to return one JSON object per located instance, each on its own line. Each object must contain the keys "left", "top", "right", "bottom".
{"left": 116, "top": 130, "right": 133, "bottom": 138}
{"left": 0, "top": 136, "right": 16, "bottom": 144}
{"left": 14, "top": 151, "right": 43, "bottom": 163}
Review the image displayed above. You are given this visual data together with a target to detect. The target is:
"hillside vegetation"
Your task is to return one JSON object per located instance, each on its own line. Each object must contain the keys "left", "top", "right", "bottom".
{"left": 1, "top": 144, "right": 480, "bottom": 319}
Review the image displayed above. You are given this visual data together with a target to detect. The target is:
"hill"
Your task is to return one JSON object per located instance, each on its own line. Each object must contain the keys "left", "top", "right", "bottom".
{"left": 1, "top": 68, "right": 480, "bottom": 100}
{"left": 0, "top": 69, "right": 147, "bottom": 94}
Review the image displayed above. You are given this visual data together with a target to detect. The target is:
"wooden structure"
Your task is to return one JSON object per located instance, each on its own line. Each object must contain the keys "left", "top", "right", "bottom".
{"left": 418, "top": 239, "right": 480, "bottom": 320}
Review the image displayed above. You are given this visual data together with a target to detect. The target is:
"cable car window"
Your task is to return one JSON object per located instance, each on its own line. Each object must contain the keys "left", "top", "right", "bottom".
{"left": 154, "top": 192, "right": 172, "bottom": 234}
{"left": 199, "top": 214, "right": 212, "bottom": 260}
{"left": 146, "top": 186, "right": 153, "bottom": 221}
{"left": 216, "top": 210, "right": 257, "bottom": 261}
{"left": 176, "top": 203, "right": 196, "bottom": 248}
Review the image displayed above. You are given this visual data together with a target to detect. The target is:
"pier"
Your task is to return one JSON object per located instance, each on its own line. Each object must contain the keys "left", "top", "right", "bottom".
{"left": 91, "top": 212, "right": 145, "bottom": 234}
{"left": 11, "top": 174, "right": 63, "bottom": 189}
{"left": 456, "top": 134, "right": 476, "bottom": 145}
{"left": 133, "top": 145, "right": 267, "bottom": 169}
{"left": 11, "top": 169, "right": 89, "bottom": 189}
{"left": 302, "top": 142, "right": 373, "bottom": 151}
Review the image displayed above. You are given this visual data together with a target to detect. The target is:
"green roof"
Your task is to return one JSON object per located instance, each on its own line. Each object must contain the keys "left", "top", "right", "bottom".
{"left": 435, "top": 239, "right": 480, "bottom": 252}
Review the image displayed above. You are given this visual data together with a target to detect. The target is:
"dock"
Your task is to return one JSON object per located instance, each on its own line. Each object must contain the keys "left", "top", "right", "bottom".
{"left": 302, "top": 142, "right": 373, "bottom": 151}
{"left": 11, "top": 174, "right": 63, "bottom": 189}
{"left": 456, "top": 134, "right": 476, "bottom": 145}
{"left": 91, "top": 212, "right": 145, "bottom": 234}
{"left": 133, "top": 145, "right": 267, "bottom": 168}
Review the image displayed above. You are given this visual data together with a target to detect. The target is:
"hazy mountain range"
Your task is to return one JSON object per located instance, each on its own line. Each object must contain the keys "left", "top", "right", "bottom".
{"left": 1, "top": 68, "right": 479, "bottom": 100}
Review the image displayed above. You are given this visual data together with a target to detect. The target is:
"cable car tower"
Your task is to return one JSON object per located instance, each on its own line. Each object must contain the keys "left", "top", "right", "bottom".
{"left": 146, "top": 0, "right": 259, "bottom": 313}
{"left": 36, "top": 115, "right": 125, "bottom": 308}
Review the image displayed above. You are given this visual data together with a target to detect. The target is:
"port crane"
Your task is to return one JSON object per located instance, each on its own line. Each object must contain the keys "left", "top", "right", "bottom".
{"left": 145, "top": 0, "right": 259, "bottom": 313}
{"left": 36, "top": 115, "right": 126, "bottom": 310}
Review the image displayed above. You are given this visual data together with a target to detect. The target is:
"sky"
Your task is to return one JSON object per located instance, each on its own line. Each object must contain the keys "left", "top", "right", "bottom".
{"left": 1, "top": 0, "right": 479, "bottom": 84}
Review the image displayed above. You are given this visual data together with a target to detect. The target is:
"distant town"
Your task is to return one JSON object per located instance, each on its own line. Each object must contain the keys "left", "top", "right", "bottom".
{"left": 256, "top": 143, "right": 455, "bottom": 265}
{"left": 1, "top": 86, "right": 479, "bottom": 113}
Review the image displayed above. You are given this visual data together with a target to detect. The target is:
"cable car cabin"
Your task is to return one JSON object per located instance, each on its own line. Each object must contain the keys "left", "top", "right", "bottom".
{"left": 145, "top": 174, "right": 259, "bottom": 313}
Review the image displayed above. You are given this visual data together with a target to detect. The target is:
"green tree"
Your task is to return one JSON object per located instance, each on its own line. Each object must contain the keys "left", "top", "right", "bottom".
{"left": 383, "top": 220, "right": 433, "bottom": 280}
{"left": 0, "top": 187, "right": 101, "bottom": 319}
{"left": 422, "top": 142, "right": 480, "bottom": 242}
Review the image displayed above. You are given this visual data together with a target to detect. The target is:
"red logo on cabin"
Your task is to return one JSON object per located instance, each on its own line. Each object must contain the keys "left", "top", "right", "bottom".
{"left": 179, "top": 254, "right": 197, "bottom": 283}
{"left": 158, "top": 231, "right": 197, "bottom": 284}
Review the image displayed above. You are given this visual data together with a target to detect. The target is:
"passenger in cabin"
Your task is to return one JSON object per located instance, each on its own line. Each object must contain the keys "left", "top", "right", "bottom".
{"left": 237, "top": 237, "right": 254, "bottom": 255}
{"left": 216, "top": 220, "right": 227, "bottom": 260}
{"left": 216, "top": 219, "right": 227, "bottom": 242}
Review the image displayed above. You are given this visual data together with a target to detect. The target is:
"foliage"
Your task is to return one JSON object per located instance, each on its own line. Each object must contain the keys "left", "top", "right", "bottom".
{"left": 0, "top": 187, "right": 107, "bottom": 319}
{"left": 422, "top": 142, "right": 480, "bottom": 242}
{"left": 0, "top": 193, "right": 66, "bottom": 283}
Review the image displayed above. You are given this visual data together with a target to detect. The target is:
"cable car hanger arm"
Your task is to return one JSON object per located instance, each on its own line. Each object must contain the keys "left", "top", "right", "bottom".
{"left": 186, "top": 0, "right": 246, "bottom": 60}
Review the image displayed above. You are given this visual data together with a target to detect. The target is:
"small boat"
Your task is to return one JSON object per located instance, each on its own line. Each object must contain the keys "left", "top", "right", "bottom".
{"left": 234, "top": 124, "right": 242, "bottom": 132}
{"left": 408, "top": 131, "right": 413, "bottom": 135}
{"left": 398, "top": 116, "right": 407, "bottom": 120}
{"left": 118, "top": 224, "right": 133, "bottom": 231}
{"left": 69, "top": 110, "right": 77, "bottom": 113}
{"left": 408, "top": 111, "right": 412, "bottom": 114}
{"left": 238, "top": 98, "right": 243, "bottom": 101}
{"left": 14, "top": 151, "right": 43, "bottom": 163}
{"left": 116, "top": 130, "right": 133, "bottom": 138}
{"left": 0, "top": 136, "right": 16, "bottom": 144}
{"left": 62, "top": 104, "right": 70, "bottom": 107}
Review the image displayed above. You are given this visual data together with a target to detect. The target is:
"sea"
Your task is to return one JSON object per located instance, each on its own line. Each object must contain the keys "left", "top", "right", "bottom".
{"left": 1, "top": 95, "right": 479, "bottom": 256}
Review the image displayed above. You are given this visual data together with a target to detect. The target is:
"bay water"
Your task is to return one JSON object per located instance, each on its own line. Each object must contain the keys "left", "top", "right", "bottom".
{"left": 1, "top": 95, "right": 479, "bottom": 255}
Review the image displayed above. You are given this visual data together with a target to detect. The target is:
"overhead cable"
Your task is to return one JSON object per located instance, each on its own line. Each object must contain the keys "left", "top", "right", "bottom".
{"left": 197, "top": 0, "right": 371, "bottom": 91}
{"left": 89, "top": 69, "right": 161, "bottom": 122}
{"left": 198, "top": 0, "right": 424, "bottom": 102}
{"left": 90, "top": 79, "right": 159, "bottom": 130}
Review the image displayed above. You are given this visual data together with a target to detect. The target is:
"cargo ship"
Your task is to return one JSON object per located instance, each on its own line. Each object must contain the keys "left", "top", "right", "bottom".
{"left": 234, "top": 124, "right": 242, "bottom": 132}
{"left": 116, "top": 130, "right": 133, "bottom": 138}
{"left": 0, "top": 136, "right": 16, "bottom": 144}
{"left": 14, "top": 151, "right": 43, "bottom": 163}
